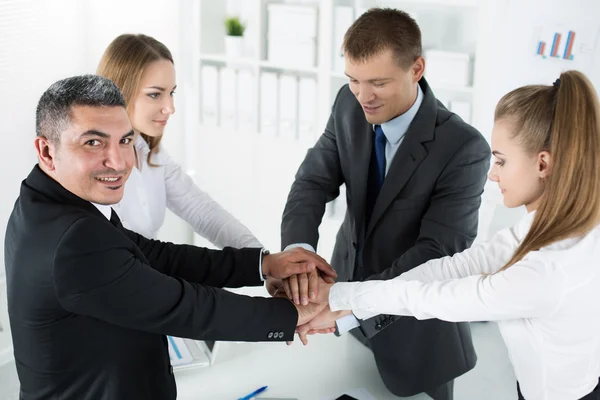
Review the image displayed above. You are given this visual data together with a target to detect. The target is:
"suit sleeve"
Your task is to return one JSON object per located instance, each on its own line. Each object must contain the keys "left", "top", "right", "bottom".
{"left": 53, "top": 217, "right": 298, "bottom": 342}
{"left": 358, "top": 133, "right": 491, "bottom": 338}
{"left": 122, "top": 227, "right": 263, "bottom": 288}
{"left": 280, "top": 88, "right": 345, "bottom": 250}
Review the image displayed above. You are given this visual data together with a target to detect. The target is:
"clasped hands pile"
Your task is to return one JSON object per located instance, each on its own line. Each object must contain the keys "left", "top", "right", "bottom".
{"left": 262, "top": 248, "right": 351, "bottom": 345}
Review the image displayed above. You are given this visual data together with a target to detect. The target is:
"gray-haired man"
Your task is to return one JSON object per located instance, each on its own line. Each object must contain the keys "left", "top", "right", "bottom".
{"left": 4, "top": 75, "right": 334, "bottom": 400}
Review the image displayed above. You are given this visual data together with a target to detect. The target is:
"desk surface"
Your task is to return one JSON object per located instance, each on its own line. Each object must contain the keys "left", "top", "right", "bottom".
{"left": 175, "top": 331, "right": 392, "bottom": 400}
{"left": 174, "top": 288, "right": 516, "bottom": 400}
{"left": 175, "top": 285, "right": 396, "bottom": 400}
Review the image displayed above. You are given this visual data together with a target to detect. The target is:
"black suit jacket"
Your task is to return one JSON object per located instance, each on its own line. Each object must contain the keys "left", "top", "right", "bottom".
{"left": 4, "top": 165, "right": 297, "bottom": 400}
{"left": 282, "top": 79, "right": 490, "bottom": 396}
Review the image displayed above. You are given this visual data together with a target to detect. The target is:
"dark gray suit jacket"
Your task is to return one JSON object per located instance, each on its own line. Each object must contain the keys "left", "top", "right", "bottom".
{"left": 282, "top": 79, "right": 490, "bottom": 396}
{"left": 5, "top": 165, "right": 298, "bottom": 400}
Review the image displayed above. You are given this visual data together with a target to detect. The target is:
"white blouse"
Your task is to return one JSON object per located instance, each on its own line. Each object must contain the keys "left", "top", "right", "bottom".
{"left": 114, "top": 135, "right": 262, "bottom": 248}
{"left": 330, "top": 212, "right": 600, "bottom": 400}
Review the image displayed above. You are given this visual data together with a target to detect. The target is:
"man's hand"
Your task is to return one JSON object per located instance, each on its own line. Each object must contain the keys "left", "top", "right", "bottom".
{"left": 262, "top": 248, "right": 337, "bottom": 298}
{"left": 296, "top": 305, "right": 351, "bottom": 345}
{"left": 283, "top": 274, "right": 333, "bottom": 305}
{"left": 266, "top": 270, "right": 333, "bottom": 306}
{"left": 290, "top": 301, "right": 330, "bottom": 345}
{"left": 265, "top": 277, "right": 283, "bottom": 297}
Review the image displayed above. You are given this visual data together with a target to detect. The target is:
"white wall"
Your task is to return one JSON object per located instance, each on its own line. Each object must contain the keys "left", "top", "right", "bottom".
{"left": 0, "top": 0, "right": 87, "bottom": 278}
{"left": 473, "top": 0, "right": 600, "bottom": 138}
{"left": 471, "top": 0, "right": 600, "bottom": 241}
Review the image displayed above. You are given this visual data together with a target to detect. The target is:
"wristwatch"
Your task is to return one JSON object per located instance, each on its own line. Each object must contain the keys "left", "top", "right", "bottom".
{"left": 261, "top": 248, "right": 270, "bottom": 280}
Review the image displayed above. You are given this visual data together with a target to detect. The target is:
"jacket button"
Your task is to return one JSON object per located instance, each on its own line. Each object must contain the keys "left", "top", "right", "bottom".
{"left": 375, "top": 324, "right": 382, "bottom": 330}
{"left": 268, "top": 332, "right": 273, "bottom": 339}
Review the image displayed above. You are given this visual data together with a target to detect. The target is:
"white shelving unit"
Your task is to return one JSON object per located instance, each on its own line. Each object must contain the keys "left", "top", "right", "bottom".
{"left": 193, "top": 0, "right": 486, "bottom": 136}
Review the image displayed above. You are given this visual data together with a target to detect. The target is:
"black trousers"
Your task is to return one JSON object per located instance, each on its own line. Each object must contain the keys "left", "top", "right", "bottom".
{"left": 517, "top": 378, "right": 600, "bottom": 400}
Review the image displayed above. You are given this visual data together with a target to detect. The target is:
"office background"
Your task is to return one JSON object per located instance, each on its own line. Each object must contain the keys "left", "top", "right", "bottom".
{"left": 0, "top": 0, "right": 598, "bottom": 398}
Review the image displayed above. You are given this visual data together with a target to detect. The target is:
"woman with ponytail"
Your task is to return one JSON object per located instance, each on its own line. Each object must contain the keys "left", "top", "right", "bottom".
{"left": 306, "top": 70, "right": 600, "bottom": 400}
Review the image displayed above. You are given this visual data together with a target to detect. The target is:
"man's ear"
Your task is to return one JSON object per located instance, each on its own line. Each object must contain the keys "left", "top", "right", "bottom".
{"left": 412, "top": 56, "right": 425, "bottom": 83}
{"left": 537, "top": 151, "right": 552, "bottom": 179}
{"left": 34, "top": 136, "right": 56, "bottom": 171}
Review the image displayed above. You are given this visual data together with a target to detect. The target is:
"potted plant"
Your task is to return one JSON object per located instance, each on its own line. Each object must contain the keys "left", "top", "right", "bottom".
{"left": 224, "top": 16, "right": 246, "bottom": 58}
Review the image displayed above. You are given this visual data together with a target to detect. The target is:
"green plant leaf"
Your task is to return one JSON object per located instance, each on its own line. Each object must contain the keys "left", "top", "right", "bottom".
{"left": 224, "top": 16, "right": 246, "bottom": 36}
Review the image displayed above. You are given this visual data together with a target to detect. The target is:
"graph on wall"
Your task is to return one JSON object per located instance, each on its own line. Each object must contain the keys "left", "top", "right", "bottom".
{"left": 537, "top": 30, "right": 576, "bottom": 60}
{"left": 533, "top": 24, "right": 599, "bottom": 68}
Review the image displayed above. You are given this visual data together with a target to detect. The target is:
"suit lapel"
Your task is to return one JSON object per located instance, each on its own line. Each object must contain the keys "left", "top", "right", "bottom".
{"left": 365, "top": 79, "right": 438, "bottom": 239}
{"left": 349, "top": 116, "right": 374, "bottom": 242}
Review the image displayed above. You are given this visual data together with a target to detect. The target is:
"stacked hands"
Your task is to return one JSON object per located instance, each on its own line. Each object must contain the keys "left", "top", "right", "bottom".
{"left": 262, "top": 248, "right": 351, "bottom": 345}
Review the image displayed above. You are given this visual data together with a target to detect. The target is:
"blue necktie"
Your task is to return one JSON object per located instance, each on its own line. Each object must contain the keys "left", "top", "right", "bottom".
{"left": 373, "top": 125, "right": 387, "bottom": 191}
{"left": 365, "top": 125, "right": 387, "bottom": 227}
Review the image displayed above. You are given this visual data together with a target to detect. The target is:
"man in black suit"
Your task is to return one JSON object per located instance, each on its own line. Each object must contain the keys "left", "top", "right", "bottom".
{"left": 4, "top": 75, "right": 335, "bottom": 400}
{"left": 277, "top": 8, "right": 490, "bottom": 400}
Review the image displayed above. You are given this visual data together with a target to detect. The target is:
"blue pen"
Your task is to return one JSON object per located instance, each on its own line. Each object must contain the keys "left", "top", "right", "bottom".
{"left": 238, "top": 385, "right": 268, "bottom": 400}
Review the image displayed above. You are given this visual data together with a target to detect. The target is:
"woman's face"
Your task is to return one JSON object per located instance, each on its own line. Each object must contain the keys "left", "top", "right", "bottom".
{"left": 129, "top": 59, "right": 176, "bottom": 137}
{"left": 488, "top": 119, "right": 551, "bottom": 212}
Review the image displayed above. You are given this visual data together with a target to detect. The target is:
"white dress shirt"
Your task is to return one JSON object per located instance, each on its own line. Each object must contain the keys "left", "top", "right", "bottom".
{"left": 330, "top": 212, "right": 600, "bottom": 400}
{"left": 288, "top": 84, "right": 424, "bottom": 333}
{"left": 91, "top": 203, "right": 112, "bottom": 220}
{"left": 114, "top": 135, "right": 262, "bottom": 248}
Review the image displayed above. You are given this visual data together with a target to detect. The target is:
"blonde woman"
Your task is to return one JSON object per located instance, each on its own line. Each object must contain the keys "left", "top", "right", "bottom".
{"left": 302, "top": 71, "right": 600, "bottom": 400}
{"left": 97, "top": 34, "right": 261, "bottom": 247}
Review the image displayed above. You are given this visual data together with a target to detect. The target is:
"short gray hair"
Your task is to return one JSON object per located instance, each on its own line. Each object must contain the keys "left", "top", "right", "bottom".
{"left": 36, "top": 74, "right": 126, "bottom": 144}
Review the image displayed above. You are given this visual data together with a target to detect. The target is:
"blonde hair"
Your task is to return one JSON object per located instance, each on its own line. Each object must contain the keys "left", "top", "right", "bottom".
{"left": 495, "top": 70, "right": 600, "bottom": 271}
{"left": 96, "top": 34, "right": 173, "bottom": 166}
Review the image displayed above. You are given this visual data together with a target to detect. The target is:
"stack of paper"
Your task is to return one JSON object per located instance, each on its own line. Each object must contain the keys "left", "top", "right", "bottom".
{"left": 167, "top": 336, "right": 193, "bottom": 367}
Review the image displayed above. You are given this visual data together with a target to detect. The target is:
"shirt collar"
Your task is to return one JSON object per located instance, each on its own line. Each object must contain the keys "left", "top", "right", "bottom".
{"left": 135, "top": 134, "right": 151, "bottom": 170}
{"left": 378, "top": 83, "right": 424, "bottom": 144}
{"left": 91, "top": 203, "right": 112, "bottom": 220}
{"left": 135, "top": 134, "right": 150, "bottom": 155}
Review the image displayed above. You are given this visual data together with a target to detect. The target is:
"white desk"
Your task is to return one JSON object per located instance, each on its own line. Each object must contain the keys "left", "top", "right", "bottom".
{"left": 175, "top": 285, "right": 396, "bottom": 400}
{"left": 174, "top": 288, "right": 517, "bottom": 400}
{"left": 175, "top": 331, "right": 393, "bottom": 400}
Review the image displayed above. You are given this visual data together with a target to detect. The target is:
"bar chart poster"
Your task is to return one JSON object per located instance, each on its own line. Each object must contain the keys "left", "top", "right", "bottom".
{"left": 533, "top": 23, "right": 599, "bottom": 69}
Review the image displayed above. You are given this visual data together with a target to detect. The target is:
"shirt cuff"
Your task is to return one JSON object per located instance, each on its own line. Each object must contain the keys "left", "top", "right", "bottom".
{"left": 284, "top": 243, "right": 316, "bottom": 253}
{"left": 258, "top": 248, "right": 268, "bottom": 282}
{"left": 335, "top": 313, "right": 360, "bottom": 334}
{"left": 329, "top": 282, "right": 380, "bottom": 321}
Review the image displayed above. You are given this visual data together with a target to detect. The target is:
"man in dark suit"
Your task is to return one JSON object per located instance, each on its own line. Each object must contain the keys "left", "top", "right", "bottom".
{"left": 4, "top": 75, "right": 335, "bottom": 400}
{"left": 277, "top": 8, "right": 491, "bottom": 400}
